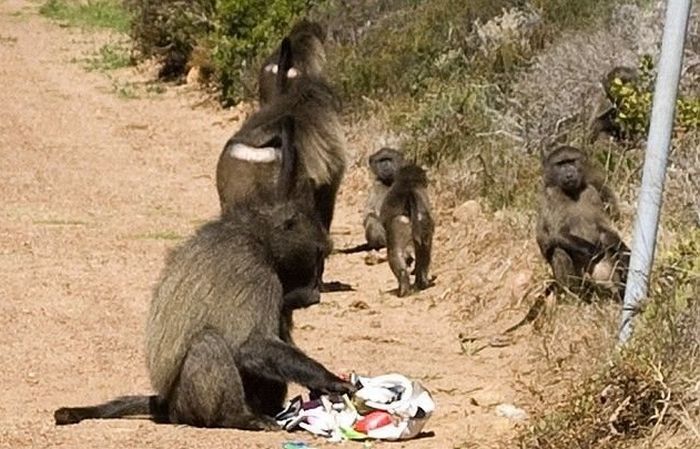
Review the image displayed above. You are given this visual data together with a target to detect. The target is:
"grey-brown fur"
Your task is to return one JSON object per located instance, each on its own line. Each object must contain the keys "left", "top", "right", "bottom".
{"left": 216, "top": 46, "right": 346, "bottom": 232}
{"left": 54, "top": 197, "right": 353, "bottom": 429}
{"left": 380, "top": 164, "right": 434, "bottom": 297}
{"left": 363, "top": 148, "right": 406, "bottom": 250}
{"left": 258, "top": 20, "right": 326, "bottom": 105}
{"left": 536, "top": 145, "right": 629, "bottom": 299}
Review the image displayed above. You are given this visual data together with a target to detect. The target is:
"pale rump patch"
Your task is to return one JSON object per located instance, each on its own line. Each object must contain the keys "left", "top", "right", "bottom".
{"left": 398, "top": 215, "right": 410, "bottom": 224}
{"left": 228, "top": 143, "right": 279, "bottom": 163}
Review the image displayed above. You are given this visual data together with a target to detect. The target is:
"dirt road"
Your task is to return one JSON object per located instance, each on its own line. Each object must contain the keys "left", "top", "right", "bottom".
{"left": 0, "top": 1, "right": 539, "bottom": 447}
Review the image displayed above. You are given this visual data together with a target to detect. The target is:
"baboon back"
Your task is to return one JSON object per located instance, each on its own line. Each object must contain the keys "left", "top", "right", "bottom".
{"left": 147, "top": 221, "right": 281, "bottom": 395}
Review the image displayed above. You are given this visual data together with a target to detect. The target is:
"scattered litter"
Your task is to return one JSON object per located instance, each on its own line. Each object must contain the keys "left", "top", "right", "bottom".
{"left": 276, "top": 373, "right": 435, "bottom": 442}
{"left": 282, "top": 442, "right": 316, "bottom": 449}
{"left": 495, "top": 403, "right": 528, "bottom": 420}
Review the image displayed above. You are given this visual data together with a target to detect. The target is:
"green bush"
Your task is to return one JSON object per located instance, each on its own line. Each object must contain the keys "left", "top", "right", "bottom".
{"left": 610, "top": 55, "right": 700, "bottom": 138}
{"left": 126, "top": 0, "right": 313, "bottom": 102}
{"left": 125, "top": 0, "right": 216, "bottom": 78}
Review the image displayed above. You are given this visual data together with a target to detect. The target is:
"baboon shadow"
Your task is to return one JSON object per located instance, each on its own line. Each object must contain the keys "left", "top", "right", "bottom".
{"left": 321, "top": 281, "right": 355, "bottom": 293}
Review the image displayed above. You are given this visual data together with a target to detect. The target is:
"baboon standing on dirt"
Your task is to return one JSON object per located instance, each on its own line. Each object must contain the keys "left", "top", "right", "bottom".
{"left": 380, "top": 164, "right": 434, "bottom": 297}
{"left": 54, "top": 196, "right": 353, "bottom": 429}
{"left": 536, "top": 145, "right": 629, "bottom": 299}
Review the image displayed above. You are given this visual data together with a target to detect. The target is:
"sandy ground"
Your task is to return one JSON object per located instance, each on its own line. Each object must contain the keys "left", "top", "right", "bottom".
{"left": 0, "top": 1, "right": 542, "bottom": 448}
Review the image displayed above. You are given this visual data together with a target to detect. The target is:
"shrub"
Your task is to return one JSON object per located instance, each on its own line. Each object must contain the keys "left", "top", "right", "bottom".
{"left": 610, "top": 54, "right": 700, "bottom": 139}
{"left": 125, "top": 0, "right": 216, "bottom": 78}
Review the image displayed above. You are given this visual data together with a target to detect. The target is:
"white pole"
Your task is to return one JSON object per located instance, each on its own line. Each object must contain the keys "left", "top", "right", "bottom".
{"left": 619, "top": 0, "right": 692, "bottom": 344}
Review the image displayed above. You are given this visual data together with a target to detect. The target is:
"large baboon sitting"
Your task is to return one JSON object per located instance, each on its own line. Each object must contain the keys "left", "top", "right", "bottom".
{"left": 536, "top": 145, "right": 629, "bottom": 299}
{"left": 54, "top": 196, "right": 353, "bottom": 429}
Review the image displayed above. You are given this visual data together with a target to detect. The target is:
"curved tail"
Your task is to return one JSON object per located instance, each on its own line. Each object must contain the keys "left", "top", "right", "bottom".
{"left": 276, "top": 37, "right": 293, "bottom": 95}
{"left": 54, "top": 395, "right": 168, "bottom": 425}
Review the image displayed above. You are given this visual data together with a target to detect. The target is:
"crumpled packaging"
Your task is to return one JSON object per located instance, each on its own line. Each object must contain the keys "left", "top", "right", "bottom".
{"left": 275, "top": 372, "right": 435, "bottom": 442}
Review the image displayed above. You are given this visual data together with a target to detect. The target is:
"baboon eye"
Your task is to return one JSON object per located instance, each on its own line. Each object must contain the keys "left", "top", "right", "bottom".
{"left": 283, "top": 218, "right": 296, "bottom": 230}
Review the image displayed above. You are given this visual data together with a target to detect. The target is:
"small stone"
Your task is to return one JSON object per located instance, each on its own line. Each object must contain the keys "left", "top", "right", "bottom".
{"left": 350, "top": 300, "right": 370, "bottom": 310}
{"left": 495, "top": 403, "right": 528, "bottom": 420}
{"left": 452, "top": 200, "right": 482, "bottom": 223}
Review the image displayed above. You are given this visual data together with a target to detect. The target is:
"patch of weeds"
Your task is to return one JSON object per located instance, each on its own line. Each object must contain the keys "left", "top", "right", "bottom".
{"left": 39, "top": 0, "right": 131, "bottom": 33}
{"left": 131, "top": 231, "right": 183, "bottom": 241}
{"left": 144, "top": 82, "right": 166, "bottom": 95}
{"left": 85, "top": 43, "right": 131, "bottom": 71}
{"left": 520, "top": 230, "right": 700, "bottom": 449}
{"left": 33, "top": 219, "right": 88, "bottom": 226}
{"left": 111, "top": 80, "right": 139, "bottom": 99}
{"left": 0, "top": 35, "right": 18, "bottom": 44}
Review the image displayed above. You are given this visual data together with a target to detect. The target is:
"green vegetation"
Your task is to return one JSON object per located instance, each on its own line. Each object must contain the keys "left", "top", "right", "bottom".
{"left": 85, "top": 43, "right": 131, "bottom": 71}
{"left": 610, "top": 55, "right": 700, "bottom": 138}
{"left": 131, "top": 231, "right": 183, "bottom": 241}
{"left": 39, "top": 0, "right": 131, "bottom": 33}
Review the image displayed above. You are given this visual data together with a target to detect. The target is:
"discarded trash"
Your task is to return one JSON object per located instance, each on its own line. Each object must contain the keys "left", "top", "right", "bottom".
{"left": 495, "top": 403, "right": 528, "bottom": 421}
{"left": 275, "top": 372, "right": 435, "bottom": 442}
{"left": 282, "top": 442, "right": 316, "bottom": 449}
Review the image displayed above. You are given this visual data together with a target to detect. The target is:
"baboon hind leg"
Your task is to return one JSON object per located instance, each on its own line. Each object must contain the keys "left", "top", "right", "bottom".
{"left": 314, "top": 182, "right": 339, "bottom": 232}
{"left": 414, "top": 235, "right": 433, "bottom": 291}
{"left": 168, "top": 329, "right": 278, "bottom": 430}
{"left": 388, "top": 216, "right": 412, "bottom": 297}
{"left": 364, "top": 214, "right": 386, "bottom": 249}
{"left": 551, "top": 248, "right": 583, "bottom": 293}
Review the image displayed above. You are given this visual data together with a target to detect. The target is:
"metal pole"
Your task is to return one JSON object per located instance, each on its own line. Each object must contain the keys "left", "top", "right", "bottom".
{"left": 619, "top": 0, "right": 692, "bottom": 344}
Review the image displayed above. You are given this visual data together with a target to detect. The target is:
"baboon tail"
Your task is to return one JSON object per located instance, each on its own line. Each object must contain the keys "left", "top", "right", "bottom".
{"left": 276, "top": 37, "right": 293, "bottom": 95}
{"left": 277, "top": 116, "right": 297, "bottom": 199}
{"left": 54, "top": 395, "right": 168, "bottom": 426}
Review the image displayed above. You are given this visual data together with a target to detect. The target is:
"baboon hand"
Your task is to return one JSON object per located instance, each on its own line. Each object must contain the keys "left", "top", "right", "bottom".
{"left": 310, "top": 377, "right": 357, "bottom": 396}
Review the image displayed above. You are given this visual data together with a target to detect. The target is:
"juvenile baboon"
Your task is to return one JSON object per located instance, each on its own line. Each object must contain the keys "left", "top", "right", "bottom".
{"left": 588, "top": 66, "right": 639, "bottom": 143}
{"left": 258, "top": 20, "right": 326, "bottom": 105}
{"left": 364, "top": 147, "right": 406, "bottom": 250}
{"left": 54, "top": 197, "right": 353, "bottom": 429}
{"left": 217, "top": 34, "right": 346, "bottom": 232}
{"left": 380, "top": 164, "right": 434, "bottom": 297}
{"left": 536, "top": 146, "right": 629, "bottom": 299}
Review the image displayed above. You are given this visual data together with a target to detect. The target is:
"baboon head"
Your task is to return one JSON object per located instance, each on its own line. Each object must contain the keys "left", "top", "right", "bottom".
{"left": 543, "top": 146, "right": 588, "bottom": 196}
{"left": 262, "top": 200, "right": 331, "bottom": 286}
{"left": 369, "top": 148, "right": 405, "bottom": 186}
{"left": 603, "top": 66, "right": 638, "bottom": 100}
{"left": 291, "top": 20, "right": 326, "bottom": 77}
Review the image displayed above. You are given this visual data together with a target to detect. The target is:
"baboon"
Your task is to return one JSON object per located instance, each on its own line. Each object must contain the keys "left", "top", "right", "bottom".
{"left": 258, "top": 20, "right": 326, "bottom": 105}
{"left": 588, "top": 66, "right": 639, "bottom": 143}
{"left": 54, "top": 196, "right": 353, "bottom": 429}
{"left": 536, "top": 146, "right": 629, "bottom": 299}
{"left": 364, "top": 148, "right": 406, "bottom": 250}
{"left": 380, "top": 164, "right": 434, "bottom": 297}
{"left": 217, "top": 28, "right": 346, "bottom": 233}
